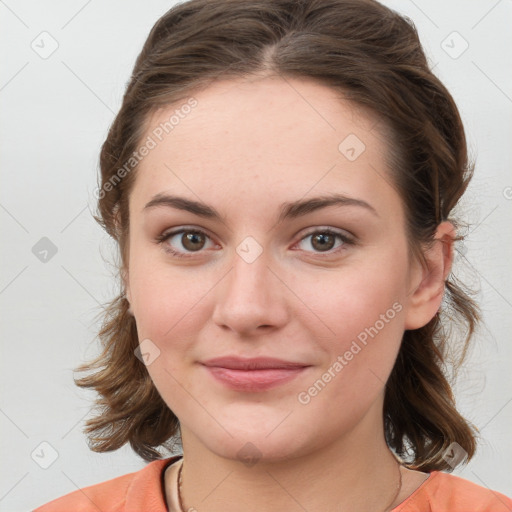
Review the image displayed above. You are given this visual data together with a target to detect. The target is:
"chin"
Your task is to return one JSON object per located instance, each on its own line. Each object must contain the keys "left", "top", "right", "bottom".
{"left": 209, "top": 433, "right": 309, "bottom": 465}
{"left": 185, "top": 409, "right": 317, "bottom": 465}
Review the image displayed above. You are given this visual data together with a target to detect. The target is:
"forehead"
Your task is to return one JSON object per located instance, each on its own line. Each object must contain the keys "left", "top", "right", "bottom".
{"left": 145, "top": 74, "right": 385, "bottom": 158}
{"left": 130, "top": 75, "right": 399, "bottom": 220}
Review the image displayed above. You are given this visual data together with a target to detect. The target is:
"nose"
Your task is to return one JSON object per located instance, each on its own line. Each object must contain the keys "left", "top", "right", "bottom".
{"left": 211, "top": 250, "right": 290, "bottom": 336}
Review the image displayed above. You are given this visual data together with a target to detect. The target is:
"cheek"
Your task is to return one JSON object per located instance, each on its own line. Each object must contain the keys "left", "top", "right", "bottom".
{"left": 128, "top": 261, "right": 210, "bottom": 412}
{"left": 295, "top": 252, "right": 408, "bottom": 345}
{"left": 129, "top": 248, "right": 214, "bottom": 341}
{"left": 292, "top": 251, "right": 408, "bottom": 392}
{"left": 292, "top": 284, "right": 405, "bottom": 434}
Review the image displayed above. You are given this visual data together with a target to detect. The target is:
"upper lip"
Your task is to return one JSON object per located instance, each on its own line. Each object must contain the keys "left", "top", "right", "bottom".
{"left": 201, "top": 356, "right": 309, "bottom": 370}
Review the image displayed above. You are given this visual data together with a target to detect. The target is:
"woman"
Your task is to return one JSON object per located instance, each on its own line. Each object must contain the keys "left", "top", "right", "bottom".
{"left": 35, "top": 0, "right": 512, "bottom": 510}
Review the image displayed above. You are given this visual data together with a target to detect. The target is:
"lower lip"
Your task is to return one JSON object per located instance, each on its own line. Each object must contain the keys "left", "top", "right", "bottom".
{"left": 204, "top": 366, "right": 307, "bottom": 392}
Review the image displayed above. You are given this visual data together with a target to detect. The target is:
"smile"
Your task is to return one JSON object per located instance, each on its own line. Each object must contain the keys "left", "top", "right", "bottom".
{"left": 201, "top": 357, "right": 311, "bottom": 392}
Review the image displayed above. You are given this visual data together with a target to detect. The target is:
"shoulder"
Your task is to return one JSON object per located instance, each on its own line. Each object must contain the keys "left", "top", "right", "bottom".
{"left": 33, "top": 456, "right": 181, "bottom": 512}
{"left": 396, "top": 470, "right": 512, "bottom": 512}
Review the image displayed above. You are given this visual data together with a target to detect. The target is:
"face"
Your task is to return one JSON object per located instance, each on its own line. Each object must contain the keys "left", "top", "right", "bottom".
{"left": 125, "top": 76, "right": 421, "bottom": 462}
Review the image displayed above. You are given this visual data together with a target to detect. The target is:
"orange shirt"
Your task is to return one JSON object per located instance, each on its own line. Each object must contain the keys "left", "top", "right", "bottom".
{"left": 34, "top": 455, "right": 512, "bottom": 512}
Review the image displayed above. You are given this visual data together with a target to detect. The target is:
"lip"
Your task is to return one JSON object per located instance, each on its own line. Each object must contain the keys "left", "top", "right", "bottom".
{"left": 201, "top": 357, "right": 310, "bottom": 392}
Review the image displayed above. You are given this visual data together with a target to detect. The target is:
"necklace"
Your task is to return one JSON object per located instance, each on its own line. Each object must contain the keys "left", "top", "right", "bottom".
{"left": 176, "top": 458, "right": 403, "bottom": 512}
{"left": 177, "top": 460, "right": 186, "bottom": 512}
{"left": 383, "top": 462, "right": 403, "bottom": 512}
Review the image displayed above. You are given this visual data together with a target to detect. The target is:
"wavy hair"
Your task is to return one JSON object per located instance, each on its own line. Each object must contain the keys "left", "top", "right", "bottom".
{"left": 75, "top": 0, "right": 480, "bottom": 470}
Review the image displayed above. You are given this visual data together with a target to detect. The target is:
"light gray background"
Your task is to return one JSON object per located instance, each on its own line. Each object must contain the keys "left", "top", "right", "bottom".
{"left": 1, "top": 1, "right": 511, "bottom": 510}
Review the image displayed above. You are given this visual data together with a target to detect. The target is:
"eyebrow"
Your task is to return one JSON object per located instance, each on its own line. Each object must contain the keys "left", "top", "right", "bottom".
{"left": 143, "top": 192, "right": 379, "bottom": 222}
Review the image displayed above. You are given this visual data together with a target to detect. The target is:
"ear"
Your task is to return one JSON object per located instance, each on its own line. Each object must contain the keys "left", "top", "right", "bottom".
{"left": 115, "top": 206, "right": 133, "bottom": 314}
{"left": 121, "top": 266, "right": 133, "bottom": 314}
{"left": 404, "top": 221, "right": 455, "bottom": 330}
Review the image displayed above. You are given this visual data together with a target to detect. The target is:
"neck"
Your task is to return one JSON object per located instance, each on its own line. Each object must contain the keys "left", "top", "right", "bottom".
{"left": 173, "top": 412, "right": 406, "bottom": 511}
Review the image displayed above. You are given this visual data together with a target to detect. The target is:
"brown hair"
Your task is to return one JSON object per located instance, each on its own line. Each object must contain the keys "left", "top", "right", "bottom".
{"left": 76, "top": 0, "right": 480, "bottom": 470}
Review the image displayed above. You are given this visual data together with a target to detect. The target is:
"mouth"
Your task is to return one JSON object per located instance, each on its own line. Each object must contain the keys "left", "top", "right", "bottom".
{"left": 201, "top": 356, "right": 311, "bottom": 392}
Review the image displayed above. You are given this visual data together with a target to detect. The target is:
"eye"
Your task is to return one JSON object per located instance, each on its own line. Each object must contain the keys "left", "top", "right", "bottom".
{"left": 156, "top": 226, "right": 354, "bottom": 259}
{"left": 156, "top": 228, "right": 216, "bottom": 258}
{"left": 294, "top": 228, "right": 354, "bottom": 255}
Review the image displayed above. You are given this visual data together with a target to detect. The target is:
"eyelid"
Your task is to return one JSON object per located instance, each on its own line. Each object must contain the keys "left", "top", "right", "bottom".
{"left": 158, "top": 225, "right": 215, "bottom": 242}
{"left": 297, "top": 226, "right": 355, "bottom": 242}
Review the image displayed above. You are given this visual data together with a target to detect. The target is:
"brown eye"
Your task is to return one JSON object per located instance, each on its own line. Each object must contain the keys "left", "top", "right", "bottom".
{"left": 157, "top": 228, "right": 215, "bottom": 258}
{"left": 310, "top": 232, "right": 336, "bottom": 252}
{"left": 295, "top": 229, "right": 353, "bottom": 255}
{"left": 181, "top": 231, "right": 206, "bottom": 251}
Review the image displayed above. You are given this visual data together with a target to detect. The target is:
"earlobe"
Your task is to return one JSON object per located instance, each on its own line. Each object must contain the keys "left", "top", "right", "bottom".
{"left": 404, "top": 221, "right": 455, "bottom": 330}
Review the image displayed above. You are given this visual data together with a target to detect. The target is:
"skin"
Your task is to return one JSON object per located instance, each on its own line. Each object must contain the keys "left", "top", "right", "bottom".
{"left": 124, "top": 75, "right": 454, "bottom": 511}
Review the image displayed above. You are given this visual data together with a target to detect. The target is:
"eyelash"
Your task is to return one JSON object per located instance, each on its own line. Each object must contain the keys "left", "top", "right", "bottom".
{"left": 155, "top": 227, "right": 355, "bottom": 260}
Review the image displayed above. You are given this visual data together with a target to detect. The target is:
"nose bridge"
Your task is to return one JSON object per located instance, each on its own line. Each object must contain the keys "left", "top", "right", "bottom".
{"left": 212, "top": 243, "right": 287, "bottom": 333}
